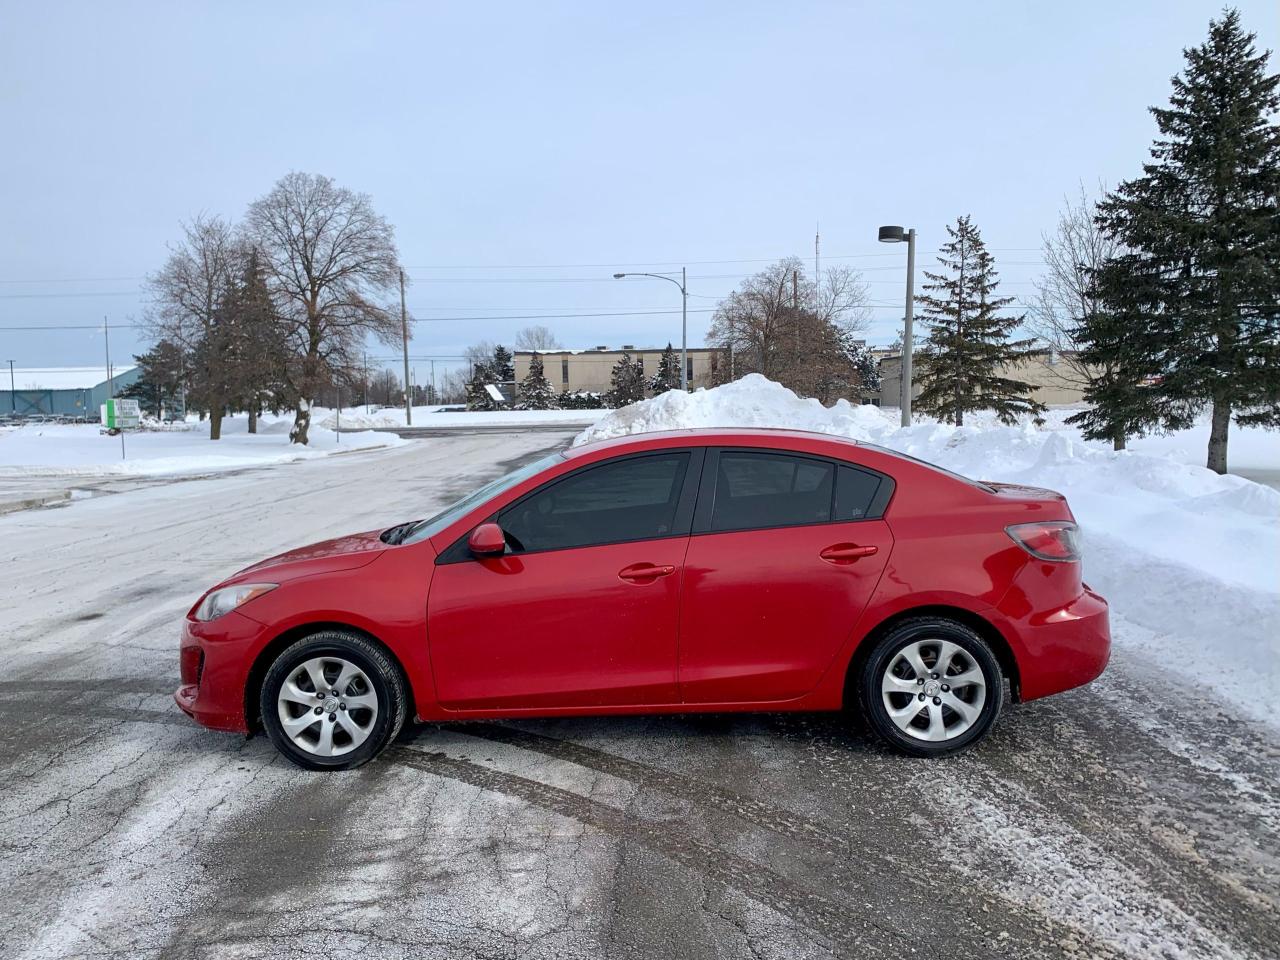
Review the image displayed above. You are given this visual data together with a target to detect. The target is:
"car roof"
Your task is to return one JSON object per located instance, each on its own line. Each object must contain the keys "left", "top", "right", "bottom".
{"left": 563, "top": 427, "right": 860, "bottom": 460}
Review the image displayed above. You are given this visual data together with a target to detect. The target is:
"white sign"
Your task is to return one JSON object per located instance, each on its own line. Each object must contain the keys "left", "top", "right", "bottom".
{"left": 484, "top": 383, "right": 506, "bottom": 404}
{"left": 101, "top": 397, "right": 140, "bottom": 429}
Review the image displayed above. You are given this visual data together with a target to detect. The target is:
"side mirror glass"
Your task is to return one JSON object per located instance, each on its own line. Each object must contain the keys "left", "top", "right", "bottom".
{"left": 468, "top": 522, "right": 506, "bottom": 557}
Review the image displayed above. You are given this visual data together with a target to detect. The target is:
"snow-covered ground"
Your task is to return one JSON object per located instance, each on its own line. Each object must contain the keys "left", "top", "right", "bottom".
{"left": 0, "top": 411, "right": 402, "bottom": 477}
{"left": 315, "top": 404, "right": 607, "bottom": 430}
{"left": 579, "top": 375, "right": 1280, "bottom": 728}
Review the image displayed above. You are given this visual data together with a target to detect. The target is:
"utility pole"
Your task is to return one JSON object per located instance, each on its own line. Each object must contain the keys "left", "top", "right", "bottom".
{"left": 792, "top": 269, "right": 800, "bottom": 353}
{"left": 430, "top": 359, "right": 436, "bottom": 405}
{"left": 363, "top": 351, "right": 370, "bottom": 414}
{"left": 400, "top": 269, "right": 412, "bottom": 426}
{"left": 7, "top": 360, "right": 14, "bottom": 413}
{"left": 814, "top": 223, "right": 820, "bottom": 283}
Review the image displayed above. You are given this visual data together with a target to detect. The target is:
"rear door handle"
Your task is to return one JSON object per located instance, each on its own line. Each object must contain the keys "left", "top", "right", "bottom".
{"left": 618, "top": 562, "right": 676, "bottom": 583}
{"left": 820, "top": 543, "right": 879, "bottom": 563}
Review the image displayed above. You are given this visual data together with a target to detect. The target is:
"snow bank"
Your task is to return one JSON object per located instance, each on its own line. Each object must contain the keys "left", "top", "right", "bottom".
{"left": 578, "top": 375, "right": 1280, "bottom": 726}
{"left": 0, "top": 412, "right": 402, "bottom": 477}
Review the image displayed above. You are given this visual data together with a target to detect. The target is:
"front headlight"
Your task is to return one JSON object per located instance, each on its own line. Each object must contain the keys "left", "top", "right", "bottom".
{"left": 193, "top": 583, "right": 278, "bottom": 622}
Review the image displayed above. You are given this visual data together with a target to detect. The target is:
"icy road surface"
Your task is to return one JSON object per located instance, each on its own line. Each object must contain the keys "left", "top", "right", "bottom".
{"left": 0, "top": 431, "right": 1275, "bottom": 960}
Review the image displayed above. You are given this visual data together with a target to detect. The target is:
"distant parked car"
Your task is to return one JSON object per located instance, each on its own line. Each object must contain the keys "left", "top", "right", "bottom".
{"left": 175, "top": 429, "right": 1110, "bottom": 769}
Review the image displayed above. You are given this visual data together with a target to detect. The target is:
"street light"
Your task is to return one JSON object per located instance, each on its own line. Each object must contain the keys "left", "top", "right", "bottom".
{"left": 878, "top": 225, "right": 917, "bottom": 427}
{"left": 612, "top": 268, "right": 688, "bottom": 390}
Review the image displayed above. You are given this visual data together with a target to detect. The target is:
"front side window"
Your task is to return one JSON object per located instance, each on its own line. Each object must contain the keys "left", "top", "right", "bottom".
{"left": 501, "top": 453, "right": 690, "bottom": 553}
{"left": 711, "top": 452, "right": 834, "bottom": 532}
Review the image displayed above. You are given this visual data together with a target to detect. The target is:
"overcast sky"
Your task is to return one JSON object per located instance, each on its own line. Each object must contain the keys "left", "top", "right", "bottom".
{"left": 2, "top": 1, "right": 1275, "bottom": 383}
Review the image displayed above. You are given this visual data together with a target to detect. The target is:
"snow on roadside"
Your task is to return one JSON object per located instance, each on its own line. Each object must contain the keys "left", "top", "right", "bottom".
{"left": 577, "top": 375, "right": 1280, "bottom": 727}
{"left": 314, "top": 404, "right": 607, "bottom": 430}
{"left": 0, "top": 412, "right": 402, "bottom": 477}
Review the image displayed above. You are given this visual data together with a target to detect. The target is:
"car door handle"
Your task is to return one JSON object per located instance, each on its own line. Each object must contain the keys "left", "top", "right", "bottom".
{"left": 618, "top": 563, "right": 676, "bottom": 583}
{"left": 820, "top": 543, "right": 879, "bottom": 563}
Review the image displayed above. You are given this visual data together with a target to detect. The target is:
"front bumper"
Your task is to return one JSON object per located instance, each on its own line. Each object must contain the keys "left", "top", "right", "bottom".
{"left": 174, "top": 610, "right": 269, "bottom": 733}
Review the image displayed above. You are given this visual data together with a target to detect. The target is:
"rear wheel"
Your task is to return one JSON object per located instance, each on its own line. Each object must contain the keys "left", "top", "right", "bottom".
{"left": 859, "top": 617, "right": 1002, "bottom": 757}
{"left": 260, "top": 630, "right": 407, "bottom": 771}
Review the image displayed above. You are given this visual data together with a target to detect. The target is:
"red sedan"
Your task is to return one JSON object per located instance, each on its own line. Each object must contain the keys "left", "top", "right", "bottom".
{"left": 175, "top": 429, "right": 1110, "bottom": 769}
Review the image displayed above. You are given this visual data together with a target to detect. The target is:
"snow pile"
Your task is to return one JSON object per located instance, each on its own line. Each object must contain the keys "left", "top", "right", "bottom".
{"left": 578, "top": 375, "right": 1280, "bottom": 726}
{"left": 0, "top": 412, "right": 402, "bottom": 477}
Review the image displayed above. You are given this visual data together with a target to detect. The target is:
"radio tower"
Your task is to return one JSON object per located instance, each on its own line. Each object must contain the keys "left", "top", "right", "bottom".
{"left": 814, "top": 223, "right": 821, "bottom": 281}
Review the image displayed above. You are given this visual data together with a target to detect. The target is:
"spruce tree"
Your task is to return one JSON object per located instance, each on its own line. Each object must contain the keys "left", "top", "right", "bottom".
{"left": 1095, "top": 9, "right": 1280, "bottom": 473}
{"left": 491, "top": 344, "right": 515, "bottom": 383}
{"left": 1065, "top": 254, "right": 1167, "bottom": 449}
{"left": 650, "top": 343, "right": 681, "bottom": 395}
{"left": 518, "top": 353, "right": 558, "bottom": 410}
{"left": 914, "top": 216, "right": 1046, "bottom": 426}
{"left": 465, "top": 360, "right": 496, "bottom": 410}
{"left": 606, "top": 352, "right": 646, "bottom": 407}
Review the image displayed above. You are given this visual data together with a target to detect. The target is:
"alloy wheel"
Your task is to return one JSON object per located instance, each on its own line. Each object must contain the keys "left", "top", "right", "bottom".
{"left": 276, "top": 656, "right": 380, "bottom": 757}
{"left": 880, "top": 638, "right": 988, "bottom": 742}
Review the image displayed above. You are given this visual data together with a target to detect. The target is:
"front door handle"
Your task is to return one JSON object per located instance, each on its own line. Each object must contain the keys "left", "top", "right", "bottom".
{"left": 820, "top": 543, "right": 879, "bottom": 564}
{"left": 618, "top": 562, "right": 676, "bottom": 583}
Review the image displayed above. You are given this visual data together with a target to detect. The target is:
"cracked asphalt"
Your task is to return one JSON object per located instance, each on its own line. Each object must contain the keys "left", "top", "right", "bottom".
{"left": 0, "top": 431, "right": 1276, "bottom": 959}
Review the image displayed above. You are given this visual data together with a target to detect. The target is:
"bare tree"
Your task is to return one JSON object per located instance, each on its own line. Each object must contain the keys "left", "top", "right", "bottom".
{"left": 706, "top": 258, "right": 870, "bottom": 401}
{"left": 437, "top": 368, "right": 469, "bottom": 403}
{"left": 145, "top": 214, "right": 238, "bottom": 439}
{"left": 514, "top": 325, "right": 563, "bottom": 351}
{"left": 1030, "top": 183, "right": 1119, "bottom": 394}
{"left": 245, "top": 173, "right": 402, "bottom": 444}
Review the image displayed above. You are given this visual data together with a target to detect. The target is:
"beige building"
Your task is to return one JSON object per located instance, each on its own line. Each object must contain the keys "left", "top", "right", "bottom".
{"left": 878, "top": 350, "right": 1089, "bottom": 409}
{"left": 515, "top": 346, "right": 726, "bottom": 396}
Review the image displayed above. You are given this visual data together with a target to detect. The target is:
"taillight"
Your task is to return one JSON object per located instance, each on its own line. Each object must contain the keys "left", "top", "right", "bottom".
{"left": 1006, "top": 521, "right": 1081, "bottom": 562}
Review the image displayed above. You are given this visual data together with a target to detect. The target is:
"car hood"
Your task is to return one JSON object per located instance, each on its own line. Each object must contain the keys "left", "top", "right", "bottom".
{"left": 228, "top": 528, "right": 392, "bottom": 584}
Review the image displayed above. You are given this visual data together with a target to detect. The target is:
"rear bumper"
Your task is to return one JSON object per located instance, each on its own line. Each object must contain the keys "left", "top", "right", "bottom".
{"left": 174, "top": 611, "right": 266, "bottom": 733}
{"left": 998, "top": 585, "right": 1111, "bottom": 701}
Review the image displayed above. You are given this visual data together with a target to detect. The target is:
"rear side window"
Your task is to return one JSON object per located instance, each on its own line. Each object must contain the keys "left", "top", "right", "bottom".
{"left": 500, "top": 453, "right": 689, "bottom": 553}
{"left": 711, "top": 452, "right": 834, "bottom": 532}
{"left": 835, "top": 465, "right": 884, "bottom": 521}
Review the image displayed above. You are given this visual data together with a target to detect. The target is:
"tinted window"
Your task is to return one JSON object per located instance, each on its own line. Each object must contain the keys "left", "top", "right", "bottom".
{"left": 501, "top": 453, "right": 689, "bottom": 552}
{"left": 711, "top": 452, "right": 834, "bottom": 531}
{"left": 835, "top": 465, "right": 883, "bottom": 521}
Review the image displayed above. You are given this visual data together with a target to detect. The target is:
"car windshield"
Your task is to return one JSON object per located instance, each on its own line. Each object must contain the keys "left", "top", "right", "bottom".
{"left": 398, "top": 452, "right": 565, "bottom": 545}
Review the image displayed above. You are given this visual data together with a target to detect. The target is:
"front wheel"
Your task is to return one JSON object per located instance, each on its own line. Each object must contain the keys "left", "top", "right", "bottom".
{"left": 859, "top": 618, "right": 1003, "bottom": 757}
{"left": 260, "top": 630, "right": 408, "bottom": 771}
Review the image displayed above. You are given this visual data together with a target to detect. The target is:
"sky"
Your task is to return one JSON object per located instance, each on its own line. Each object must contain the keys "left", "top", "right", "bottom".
{"left": 2, "top": 0, "right": 1276, "bottom": 387}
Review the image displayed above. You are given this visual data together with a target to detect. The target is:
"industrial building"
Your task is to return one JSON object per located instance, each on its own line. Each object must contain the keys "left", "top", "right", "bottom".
{"left": 514, "top": 346, "right": 726, "bottom": 396}
{"left": 1, "top": 366, "right": 139, "bottom": 419}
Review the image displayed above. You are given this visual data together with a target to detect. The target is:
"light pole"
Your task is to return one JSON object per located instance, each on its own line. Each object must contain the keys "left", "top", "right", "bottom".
{"left": 7, "top": 360, "right": 14, "bottom": 414}
{"left": 878, "top": 225, "right": 917, "bottom": 427}
{"left": 612, "top": 268, "right": 688, "bottom": 390}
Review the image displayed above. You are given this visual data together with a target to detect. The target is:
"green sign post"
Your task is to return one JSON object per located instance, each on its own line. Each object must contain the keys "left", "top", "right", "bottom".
{"left": 100, "top": 397, "right": 140, "bottom": 459}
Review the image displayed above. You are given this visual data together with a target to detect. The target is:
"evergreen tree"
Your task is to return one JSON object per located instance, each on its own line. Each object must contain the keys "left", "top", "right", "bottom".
{"left": 650, "top": 343, "right": 681, "bottom": 394}
{"left": 491, "top": 344, "right": 515, "bottom": 383}
{"left": 606, "top": 352, "right": 646, "bottom": 407}
{"left": 915, "top": 216, "right": 1046, "bottom": 425}
{"left": 121, "top": 340, "right": 186, "bottom": 419}
{"left": 518, "top": 353, "right": 558, "bottom": 409}
{"left": 1065, "top": 255, "right": 1167, "bottom": 449}
{"left": 465, "top": 360, "right": 496, "bottom": 411}
{"left": 1095, "top": 9, "right": 1280, "bottom": 473}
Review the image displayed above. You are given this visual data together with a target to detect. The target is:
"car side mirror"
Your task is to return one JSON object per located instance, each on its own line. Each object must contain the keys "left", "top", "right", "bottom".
{"left": 468, "top": 522, "right": 506, "bottom": 557}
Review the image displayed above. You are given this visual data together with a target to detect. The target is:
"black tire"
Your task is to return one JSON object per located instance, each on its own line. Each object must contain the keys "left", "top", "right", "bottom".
{"left": 858, "top": 617, "right": 1003, "bottom": 757}
{"left": 260, "top": 630, "right": 408, "bottom": 771}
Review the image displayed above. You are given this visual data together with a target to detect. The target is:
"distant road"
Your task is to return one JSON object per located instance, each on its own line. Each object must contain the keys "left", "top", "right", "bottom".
{"left": 352, "top": 421, "right": 595, "bottom": 438}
